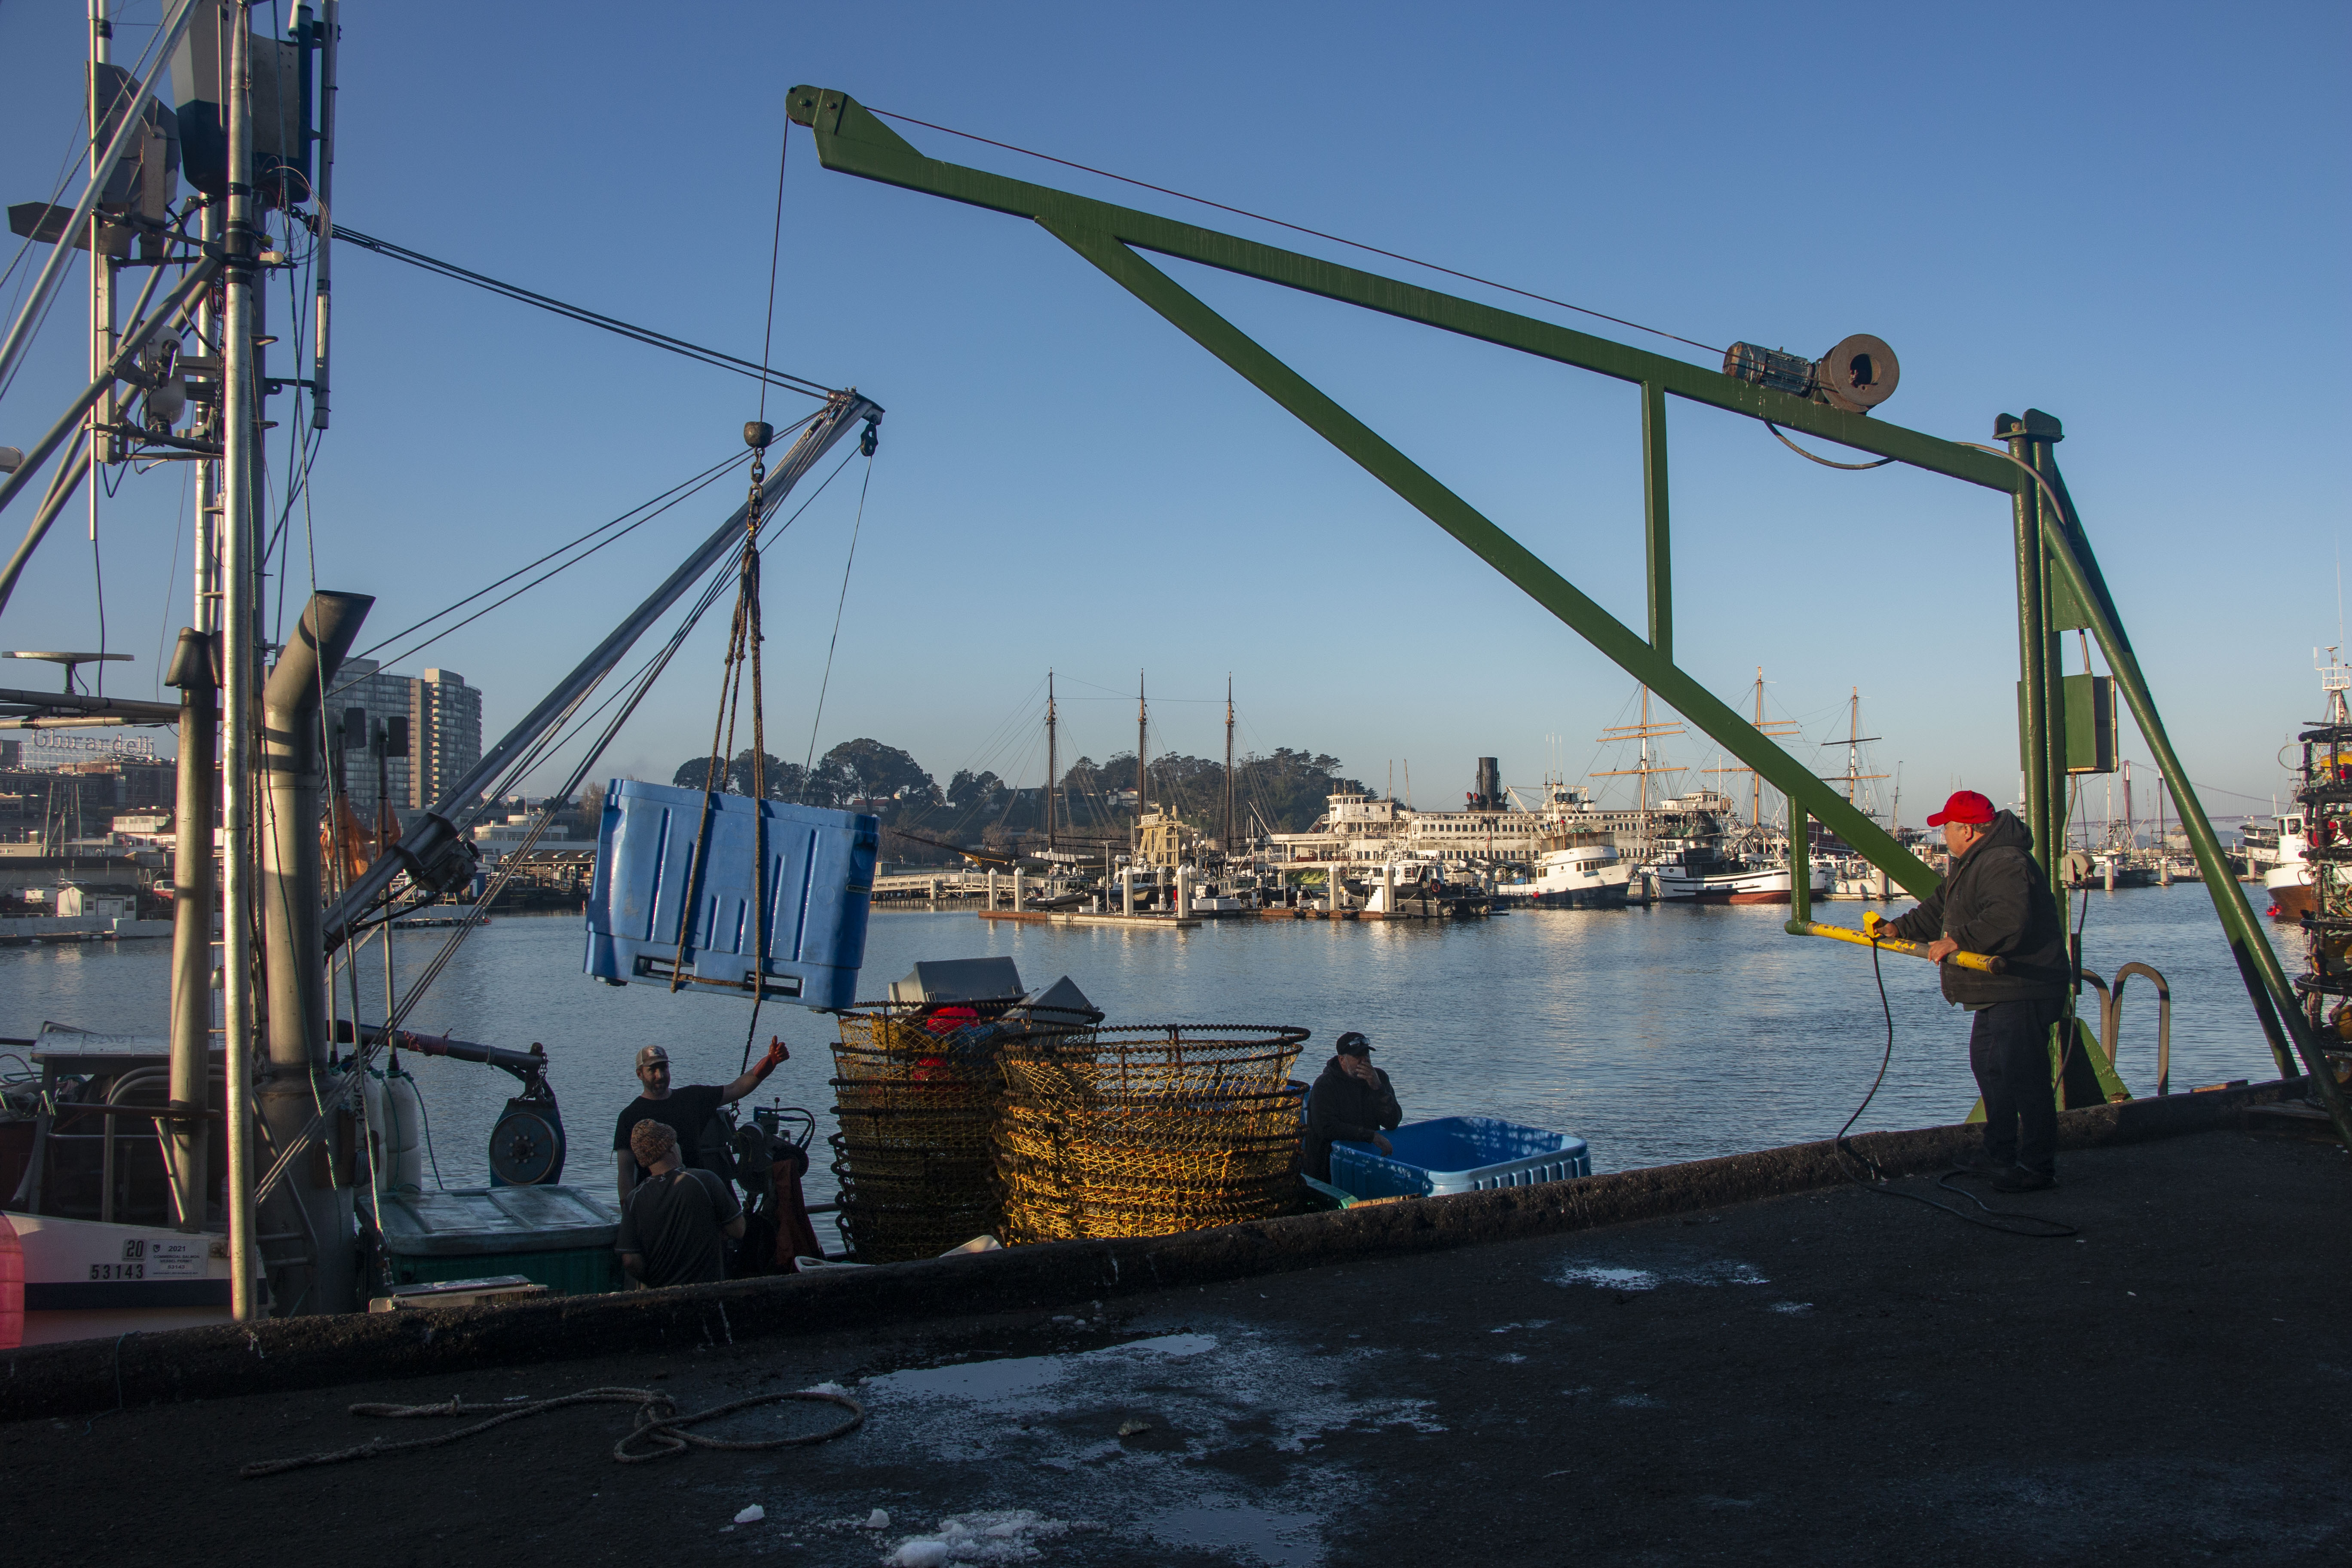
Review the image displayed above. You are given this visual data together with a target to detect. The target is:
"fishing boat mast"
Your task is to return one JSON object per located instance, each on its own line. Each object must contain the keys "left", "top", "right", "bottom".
{"left": 309, "top": 0, "right": 336, "bottom": 429}
{"left": 217, "top": 0, "right": 261, "bottom": 1320}
{"left": 1223, "top": 674, "right": 1235, "bottom": 853}
{"left": 1044, "top": 669, "right": 1056, "bottom": 851}
{"left": 88, "top": 0, "right": 117, "bottom": 498}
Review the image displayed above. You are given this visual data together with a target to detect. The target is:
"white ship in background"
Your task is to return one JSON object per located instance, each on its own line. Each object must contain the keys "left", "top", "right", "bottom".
{"left": 2262, "top": 650, "right": 2351, "bottom": 923}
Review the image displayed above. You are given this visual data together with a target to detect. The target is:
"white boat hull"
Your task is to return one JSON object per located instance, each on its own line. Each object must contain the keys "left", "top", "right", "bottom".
{"left": 1654, "top": 864, "right": 1831, "bottom": 904}
{"left": 3, "top": 1212, "right": 243, "bottom": 1346}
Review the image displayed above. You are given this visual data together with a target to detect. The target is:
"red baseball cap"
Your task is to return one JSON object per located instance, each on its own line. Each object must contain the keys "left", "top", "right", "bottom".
{"left": 1926, "top": 790, "right": 1997, "bottom": 827}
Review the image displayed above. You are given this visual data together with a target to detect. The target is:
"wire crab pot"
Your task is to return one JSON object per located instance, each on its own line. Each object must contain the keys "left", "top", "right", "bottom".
{"left": 827, "top": 1002, "right": 1094, "bottom": 1263}
{"left": 995, "top": 1024, "right": 1308, "bottom": 1244}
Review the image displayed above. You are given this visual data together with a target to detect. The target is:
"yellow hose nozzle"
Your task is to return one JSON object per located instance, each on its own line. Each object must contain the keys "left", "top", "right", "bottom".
{"left": 1787, "top": 919, "right": 2007, "bottom": 974}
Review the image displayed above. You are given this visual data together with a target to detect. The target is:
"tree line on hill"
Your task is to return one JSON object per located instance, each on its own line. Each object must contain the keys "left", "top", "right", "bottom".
{"left": 664, "top": 739, "right": 1367, "bottom": 859}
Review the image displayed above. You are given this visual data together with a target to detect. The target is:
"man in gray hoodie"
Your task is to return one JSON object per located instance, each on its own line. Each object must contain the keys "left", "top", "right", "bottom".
{"left": 1883, "top": 790, "right": 2072, "bottom": 1191}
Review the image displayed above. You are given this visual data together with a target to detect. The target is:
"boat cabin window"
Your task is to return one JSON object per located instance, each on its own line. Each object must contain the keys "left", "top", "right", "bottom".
{"left": 2286, "top": 816, "right": 2304, "bottom": 835}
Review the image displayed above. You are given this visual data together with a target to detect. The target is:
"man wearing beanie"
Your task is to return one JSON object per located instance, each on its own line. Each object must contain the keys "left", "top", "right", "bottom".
{"left": 615, "top": 1119, "right": 745, "bottom": 1288}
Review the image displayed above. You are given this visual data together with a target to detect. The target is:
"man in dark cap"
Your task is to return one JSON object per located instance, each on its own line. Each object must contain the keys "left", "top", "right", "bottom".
{"left": 1305, "top": 1031, "right": 1403, "bottom": 1182}
{"left": 614, "top": 1039, "right": 788, "bottom": 1202}
{"left": 1879, "top": 789, "right": 2072, "bottom": 1192}
{"left": 615, "top": 1120, "right": 744, "bottom": 1288}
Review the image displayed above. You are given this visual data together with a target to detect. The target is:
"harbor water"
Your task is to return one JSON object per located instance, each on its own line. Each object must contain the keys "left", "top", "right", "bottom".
{"left": 0, "top": 888, "right": 2296, "bottom": 1222}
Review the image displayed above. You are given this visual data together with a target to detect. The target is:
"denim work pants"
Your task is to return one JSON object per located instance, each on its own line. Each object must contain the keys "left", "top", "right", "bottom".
{"left": 1970, "top": 996, "right": 2065, "bottom": 1176}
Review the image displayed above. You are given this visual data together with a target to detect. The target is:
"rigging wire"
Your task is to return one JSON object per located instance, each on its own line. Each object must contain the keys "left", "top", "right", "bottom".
{"left": 90, "top": 511, "right": 106, "bottom": 695}
{"left": 755, "top": 123, "right": 791, "bottom": 429}
{"left": 257, "top": 450, "right": 866, "bottom": 1206}
{"left": 0, "top": 115, "right": 95, "bottom": 314}
{"left": 328, "top": 224, "right": 840, "bottom": 400}
{"left": 336, "top": 449, "right": 756, "bottom": 683}
{"left": 1764, "top": 420, "right": 1894, "bottom": 470}
{"left": 798, "top": 448, "right": 876, "bottom": 790}
{"left": 454, "top": 447, "right": 865, "bottom": 830}
{"left": 866, "top": 106, "right": 1725, "bottom": 358}
{"left": 0, "top": 10, "right": 186, "bottom": 405}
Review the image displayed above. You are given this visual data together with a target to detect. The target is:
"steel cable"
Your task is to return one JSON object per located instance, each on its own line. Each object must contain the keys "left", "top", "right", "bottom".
{"left": 867, "top": 107, "right": 1724, "bottom": 357}
{"left": 330, "top": 224, "right": 839, "bottom": 399}
{"left": 255, "top": 451, "right": 870, "bottom": 1208}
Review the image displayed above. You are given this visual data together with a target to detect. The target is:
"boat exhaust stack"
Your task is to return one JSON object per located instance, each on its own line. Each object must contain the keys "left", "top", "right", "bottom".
{"left": 1469, "top": 757, "right": 1502, "bottom": 811}
{"left": 258, "top": 589, "right": 373, "bottom": 1313}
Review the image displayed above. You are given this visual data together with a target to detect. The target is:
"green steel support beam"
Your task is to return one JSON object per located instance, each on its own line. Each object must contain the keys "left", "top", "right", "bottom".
{"left": 2031, "top": 438, "right": 2071, "bottom": 886}
{"left": 1790, "top": 814, "right": 1810, "bottom": 925}
{"left": 787, "top": 86, "right": 2337, "bottom": 1127}
{"left": 1642, "top": 380, "right": 1671, "bottom": 660}
{"left": 2029, "top": 453, "right": 2340, "bottom": 1129}
{"left": 785, "top": 89, "right": 2018, "bottom": 490}
{"left": 1034, "top": 215, "right": 1934, "bottom": 894}
{"left": 2009, "top": 429, "right": 2051, "bottom": 878}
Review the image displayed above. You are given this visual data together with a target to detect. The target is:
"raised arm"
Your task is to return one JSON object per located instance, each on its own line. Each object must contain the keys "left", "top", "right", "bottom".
{"left": 721, "top": 1037, "right": 790, "bottom": 1103}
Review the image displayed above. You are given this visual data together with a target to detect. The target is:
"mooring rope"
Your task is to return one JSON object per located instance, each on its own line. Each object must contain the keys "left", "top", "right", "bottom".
{"left": 239, "top": 1385, "right": 864, "bottom": 1479}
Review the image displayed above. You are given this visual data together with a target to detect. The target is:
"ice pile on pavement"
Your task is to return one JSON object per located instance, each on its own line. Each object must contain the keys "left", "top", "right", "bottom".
{"left": 882, "top": 1510, "right": 1078, "bottom": 1565}
{"left": 1550, "top": 1257, "right": 1767, "bottom": 1291}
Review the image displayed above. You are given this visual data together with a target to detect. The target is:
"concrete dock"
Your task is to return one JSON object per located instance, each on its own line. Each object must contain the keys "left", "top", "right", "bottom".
{"left": 3, "top": 1097, "right": 2343, "bottom": 1565}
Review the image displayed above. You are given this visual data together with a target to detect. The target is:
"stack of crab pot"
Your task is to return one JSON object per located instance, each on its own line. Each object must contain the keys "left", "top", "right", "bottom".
{"left": 995, "top": 1024, "right": 1310, "bottom": 1243}
{"left": 827, "top": 1004, "right": 1090, "bottom": 1262}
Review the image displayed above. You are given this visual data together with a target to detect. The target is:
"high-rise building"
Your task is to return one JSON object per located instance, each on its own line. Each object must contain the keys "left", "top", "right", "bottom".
{"left": 323, "top": 656, "right": 413, "bottom": 828}
{"left": 409, "top": 668, "right": 483, "bottom": 816}
{"left": 316, "top": 662, "right": 482, "bottom": 828}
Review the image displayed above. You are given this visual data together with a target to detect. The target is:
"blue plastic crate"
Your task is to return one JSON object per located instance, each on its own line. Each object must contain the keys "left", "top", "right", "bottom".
{"left": 583, "top": 779, "right": 879, "bottom": 1010}
{"left": 1328, "top": 1115, "right": 1590, "bottom": 1200}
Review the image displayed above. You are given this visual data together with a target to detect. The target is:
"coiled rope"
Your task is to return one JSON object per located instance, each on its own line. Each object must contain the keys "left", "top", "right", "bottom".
{"left": 240, "top": 1384, "right": 864, "bottom": 1478}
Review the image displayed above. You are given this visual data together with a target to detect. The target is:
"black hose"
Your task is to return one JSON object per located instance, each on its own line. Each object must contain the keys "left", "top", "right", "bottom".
{"left": 1833, "top": 937, "right": 2079, "bottom": 1239}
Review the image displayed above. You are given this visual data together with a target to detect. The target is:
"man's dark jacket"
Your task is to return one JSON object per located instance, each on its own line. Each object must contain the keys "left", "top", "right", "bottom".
{"left": 1886, "top": 811, "right": 2070, "bottom": 1005}
{"left": 1304, "top": 1055, "right": 1403, "bottom": 1181}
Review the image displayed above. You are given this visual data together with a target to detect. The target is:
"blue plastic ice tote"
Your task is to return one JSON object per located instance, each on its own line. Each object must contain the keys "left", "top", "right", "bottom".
{"left": 583, "top": 779, "right": 879, "bottom": 1010}
{"left": 1328, "top": 1115, "right": 1590, "bottom": 1201}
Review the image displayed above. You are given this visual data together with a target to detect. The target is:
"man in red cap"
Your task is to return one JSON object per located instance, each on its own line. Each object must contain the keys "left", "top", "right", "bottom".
{"left": 1880, "top": 790, "right": 2071, "bottom": 1191}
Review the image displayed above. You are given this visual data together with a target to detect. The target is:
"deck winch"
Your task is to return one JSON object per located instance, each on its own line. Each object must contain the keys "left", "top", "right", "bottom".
{"left": 335, "top": 1024, "right": 567, "bottom": 1186}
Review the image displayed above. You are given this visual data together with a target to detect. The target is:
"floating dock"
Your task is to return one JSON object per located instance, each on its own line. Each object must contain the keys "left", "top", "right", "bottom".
{"left": 977, "top": 909, "right": 1200, "bottom": 929}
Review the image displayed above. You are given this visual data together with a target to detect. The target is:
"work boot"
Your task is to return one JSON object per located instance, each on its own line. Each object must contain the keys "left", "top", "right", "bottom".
{"left": 1991, "top": 1166, "right": 2056, "bottom": 1193}
{"left": 1950, "top": 1149, "right": 2008, "bottom": 1178}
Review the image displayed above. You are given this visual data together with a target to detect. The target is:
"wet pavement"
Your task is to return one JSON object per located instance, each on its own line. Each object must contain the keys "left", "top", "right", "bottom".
{"left": 6, "top": 1125, "right": 2345, "bottom": 1566}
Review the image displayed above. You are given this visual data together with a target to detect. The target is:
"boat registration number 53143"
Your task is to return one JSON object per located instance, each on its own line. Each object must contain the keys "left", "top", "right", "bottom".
{"left": 88, "top": 1237, "right": 207, "bottom": 1281}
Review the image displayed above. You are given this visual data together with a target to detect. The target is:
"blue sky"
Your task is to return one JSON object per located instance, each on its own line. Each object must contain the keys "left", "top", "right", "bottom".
{"left": 1, "top": 2, "right": 2343, "bottom": 831}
